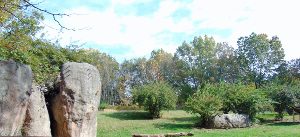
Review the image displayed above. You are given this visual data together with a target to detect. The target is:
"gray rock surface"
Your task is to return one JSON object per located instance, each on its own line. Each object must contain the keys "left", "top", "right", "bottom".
{"left": 51, "top": 62, "right": 101, "bottom": 137}
{"left": 212, "top": 114, "right": 250, "bottom": 129}
{"left": 0, "top": 60, "right": 32, "bottom": 136}
{"left": 22, "top": 84, "right": 51, "bottom": 136}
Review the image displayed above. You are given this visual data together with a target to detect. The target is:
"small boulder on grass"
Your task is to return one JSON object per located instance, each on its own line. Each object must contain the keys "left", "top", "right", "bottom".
{"left": 211, "top": 114, "right": 251, "bottom": 129}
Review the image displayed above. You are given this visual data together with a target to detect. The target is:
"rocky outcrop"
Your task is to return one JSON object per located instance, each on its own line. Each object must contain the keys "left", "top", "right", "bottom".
{"left": 0, "top": 60, "right": 32, "bottom": 136}
{"left": 51, "top": 62, "right": 101, "bottom": 137}
{"left": 22, "top": 84, "right": 51, "bottom": 136}
{"left": 0, "top": 60, "right": 102, "bottom": 137}
{"left": 212, "top": 114, "right": 250, "bottom": 129}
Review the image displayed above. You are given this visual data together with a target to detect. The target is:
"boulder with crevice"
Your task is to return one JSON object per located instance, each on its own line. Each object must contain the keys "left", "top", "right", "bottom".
{"left": 22, "top": 84, "right": 51, "bottom": 136}
{"left": 51, "top": 62, "right": 101, "bottom": 137}
{"left": 0, "top": 60, "right": 32, "bottom": 136}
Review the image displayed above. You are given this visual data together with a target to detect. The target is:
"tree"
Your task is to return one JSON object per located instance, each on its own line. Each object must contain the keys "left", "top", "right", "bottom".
{"left": 287, "top": 58, "right": 300, "bottom": 82}
{"left": 0, "top": 0, "right": 72, "bottom": 30}
{"left": 274, "top": 61, "right": 292, "bottom": 84}
{"left": 272, "top": 58, "right": 300, "bottom": 85}
{"left": 147, "top": 49, "right": 176, "bottom": 83}
{"left": 215, "top": 42, "right": 240, "bottom": 83}
{"left": 117, "top": 58, "right": 149, "bottom": 105}
{"left": 266, "top": 83, "right": 300, "bottom": 120}
{"left": 173, "top": 35, "right": 218, "bottom": 104}
{"left": 237, "top": 33, "right": 285, "bottom": 88}
{"left": 117, "top": 50, "right": 176, "bottom": 105}
{"left": 132, "top": 81, "right": 177, "bottom": 118}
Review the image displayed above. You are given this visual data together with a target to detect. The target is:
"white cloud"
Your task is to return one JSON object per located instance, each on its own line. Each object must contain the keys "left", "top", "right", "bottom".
{"left": 188, "top": 0, "right": 300, "bottom": 60}
{"left": 42, "top": 0, "right": 191, "bottom": 61}
{"left": 42, "top": 0, "right": 300, "bottom": 62}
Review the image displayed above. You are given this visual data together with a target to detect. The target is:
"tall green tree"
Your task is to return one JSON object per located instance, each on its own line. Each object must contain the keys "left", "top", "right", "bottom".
{"left": 173, "top": 35, "right": 217, "bottom": 104}
{"left": 117, "top": 49, "right": 176, "bottom": 105}
{"left": 117, "top": 58, "right": 148, "bottom": 105}
{"left": 273, "top": 58, "right": 300, "bottom": 85}
{"left": 215, "top": 42, "right": 240, "bottom": 83}
{"left": 237, "top": 33, "right": 285, "bottom": 88}
{"left": 147, "top": 49, "right": 175, "bottom": 82}
{"left": 288, "top": 58, "right": 300, "bottom": 81}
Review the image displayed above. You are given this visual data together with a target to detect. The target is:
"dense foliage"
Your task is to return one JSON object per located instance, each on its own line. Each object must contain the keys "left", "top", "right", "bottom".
{"left": 218, "top": 83, "right": 267, "bottom": 120}
{"left": 237, "top": 33, "right": 285, "bottom": 88}
{"left": 132, "top": 81, "right": 177, "bottom": 118}
{"left": 264, "top": 83, "right": 300, "bottom": 120}
{"left": 185, "top": 84, "right": 223, "bottom": 127}
{"left": 185, "top": 83, "right": 267, "bottom": 126}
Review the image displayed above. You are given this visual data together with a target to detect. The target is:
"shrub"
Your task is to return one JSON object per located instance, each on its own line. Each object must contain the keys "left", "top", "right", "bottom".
{"left": 99, "top": 102, "right": 108, "bottom": 110}
{"left": 219, "top": 83, "right": 266, "bottom": 120}
{"left": 132, "top": 81, "right": 177, "bottom": 118}
{"left": 185, "top": 84, "right": 223, "bottom": 127}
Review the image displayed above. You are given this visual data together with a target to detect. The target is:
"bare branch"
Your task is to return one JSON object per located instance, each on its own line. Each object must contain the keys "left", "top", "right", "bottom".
{"left": 22, "top": 0, "right": 75, "bottom": 31}
{"left": 1, "top": 0, "right": 77, "bottom": 31}
{"left": 22, "top": 0, "right": 68, "bottom": 16}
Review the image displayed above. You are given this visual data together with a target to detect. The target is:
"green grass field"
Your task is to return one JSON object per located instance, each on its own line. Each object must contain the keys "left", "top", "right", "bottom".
{"left": 97, "top": 110, "right": 300, "bottom": 137}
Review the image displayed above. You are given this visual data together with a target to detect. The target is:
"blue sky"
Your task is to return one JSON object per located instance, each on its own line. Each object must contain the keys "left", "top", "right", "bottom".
{"left": 35, "top": 0, "right": 300, "bottom": 62}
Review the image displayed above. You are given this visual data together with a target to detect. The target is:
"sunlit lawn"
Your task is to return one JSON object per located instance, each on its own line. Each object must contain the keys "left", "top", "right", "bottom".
{"left": 97, "top": 110, "right": 300, "bottom": 137}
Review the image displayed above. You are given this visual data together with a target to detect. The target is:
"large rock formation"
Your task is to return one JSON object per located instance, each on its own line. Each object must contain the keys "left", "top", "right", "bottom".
{"left": 51, "top": 62, "right": 101, "bottom": 137}
{"left": 212, "top": 114, "right": 250, "bottom": 129}
{"left": 0, "top": 60, "right": 32, "bottom": 136}
{"left": 22, "top": 84, "right": 51, "bottom": 136}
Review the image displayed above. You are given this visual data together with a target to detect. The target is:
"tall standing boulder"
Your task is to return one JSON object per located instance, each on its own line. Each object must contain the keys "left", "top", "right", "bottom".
{"left": 51, "top": 62, "right": 101, "bottom": 137}
{"left": 0, "top": 60, "right": 32, "bottom": 136}
{"left": 22, "top": 84, "right": 51, "bottom": 136}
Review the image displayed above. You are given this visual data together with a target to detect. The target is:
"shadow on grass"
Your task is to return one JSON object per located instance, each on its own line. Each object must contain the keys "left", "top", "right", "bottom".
{"left": 171, "top": 117, "right": 198, "bottom": 123}
{"left": 154, "top": 123, "right": 194, "bottom": 130}
{"left": 256, "top": 117, "right": 276, "bottom": 124}
{"left": 103, "top": 111, "right": 152, "bottom": 120}
{"left": 267, "top": 122, "right": 300, "bottom": 126}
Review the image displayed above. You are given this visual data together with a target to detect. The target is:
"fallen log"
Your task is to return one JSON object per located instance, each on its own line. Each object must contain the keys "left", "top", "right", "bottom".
{"left": 132, "top": 132, "right": 194, "bottom": 137}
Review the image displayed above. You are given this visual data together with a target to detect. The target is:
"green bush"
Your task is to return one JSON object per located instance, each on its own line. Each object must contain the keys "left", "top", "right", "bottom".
{"left": 99, "top": 102, "right": 109, "bottom": 110}
{"left": 132, "top": 81, "right": 177, "bottom": 118}
{"left": 185, "top": 83, "right": 267, "bottom": 127}
{"left": 185, "top": 84, "right": 223, "bottom": 127}
{"left": 219, "top": 83, "right": 266, "bottom": 120}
